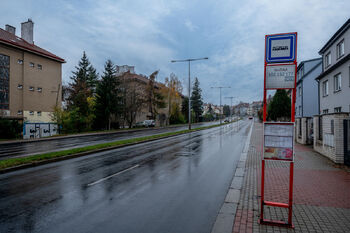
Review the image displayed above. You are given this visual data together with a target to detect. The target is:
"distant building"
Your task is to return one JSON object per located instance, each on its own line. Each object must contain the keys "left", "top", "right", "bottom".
{"left": 0, "top": 19, "right": 65, "bottom": 138}
{"left": 295, "top": 58, "right": 322, "bottom": 144}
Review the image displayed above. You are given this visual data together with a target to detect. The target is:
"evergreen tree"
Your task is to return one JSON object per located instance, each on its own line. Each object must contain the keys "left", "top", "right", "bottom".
{"left": 67, "top": 51, "right": 98, "bottom": 115}
{"left": 268, "top": 90, "right": 291, "bottom": 121}
{"left": 94, "top": 60, "right": 121, "bottom": 130}
{"left": 181, "top": 96, "right": 189, "bottom": 123}
{"left": 223, "top": 105, "right": 231, "bottom": 117}
{"left": 191, "top": 77, "right": 203, "bottom": 122}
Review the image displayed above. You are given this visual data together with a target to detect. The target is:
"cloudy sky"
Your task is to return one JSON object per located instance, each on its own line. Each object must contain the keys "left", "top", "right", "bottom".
{"left": 1, "top": 0, "right": 350, "bottom": 105}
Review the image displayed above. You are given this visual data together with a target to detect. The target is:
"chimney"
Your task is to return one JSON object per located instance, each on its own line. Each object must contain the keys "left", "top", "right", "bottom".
{"left": 21, "top": 19, "right": 34, "bottom": 44}
{"left": 5, "top": 24, "right": 16, "bottom": 34}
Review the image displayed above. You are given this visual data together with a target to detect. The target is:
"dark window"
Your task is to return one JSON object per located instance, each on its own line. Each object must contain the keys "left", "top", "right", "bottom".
{"left": 29, "top": 86, "right": 34, "bottom": 91}
{"left": 37, "top": 87, "right": 42, "bottom": 92}
{"left": 0, "top": 54, "right": 10, "bottom": 110}
{"left": 37, "top": 64, "right": 42, "bottom": 70}
{"left": 17, "top": 84, "right": 23, "bottom": 89}
{"left": 29, "top": 62, "right": 34, "bottom": 68}
{"left": 331, "top": 120, "right": 334, "bottom": 135}
{"left": 17, "top": 59, "right": 23, "bottom": 64}
{"left": 334, "top": 107, "right": 341, "bottom": 113}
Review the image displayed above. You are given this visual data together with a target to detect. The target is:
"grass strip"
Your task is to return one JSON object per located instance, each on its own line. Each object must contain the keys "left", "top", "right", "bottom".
{"left": 0, "top": 123, "right": 228, "bottom": 170}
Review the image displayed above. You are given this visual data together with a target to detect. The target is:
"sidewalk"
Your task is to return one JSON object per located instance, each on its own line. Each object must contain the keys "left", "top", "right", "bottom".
{"left": 233, "top": 122, "right": 350, "bottom": 233}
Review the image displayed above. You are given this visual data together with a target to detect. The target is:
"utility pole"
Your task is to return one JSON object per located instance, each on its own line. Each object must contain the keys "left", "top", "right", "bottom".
{"left": 211, "top": 86, "right": 231, "bottom": 125}
{"left": 171, "top": 57, "right": 208, "bottom": 130}
{"left": 225, "top": 96, "right": 236, "bottom": 122}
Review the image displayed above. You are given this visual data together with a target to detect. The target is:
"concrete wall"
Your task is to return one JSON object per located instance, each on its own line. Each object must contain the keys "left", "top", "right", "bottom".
{"left": 313, "top": 113, "right": 350, "bottom": 163}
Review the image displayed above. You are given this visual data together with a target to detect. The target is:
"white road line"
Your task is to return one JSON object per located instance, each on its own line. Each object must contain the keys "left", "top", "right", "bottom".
{"left": 87, "top": 164, "right": 140, "bottom": 187}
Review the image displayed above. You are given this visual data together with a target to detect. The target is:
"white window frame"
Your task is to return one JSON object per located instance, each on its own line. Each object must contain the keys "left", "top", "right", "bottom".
{"left": 334, "top": 73, "right": 341, "bottom": 91}
{"left": 325, "top": 52, "right": 331, "bottom": 68}
{"left": 323, "top": 80, "right": 329, "bottom": 96}
{"left": 336, "top": 40, "right": 344, "bottom": 59}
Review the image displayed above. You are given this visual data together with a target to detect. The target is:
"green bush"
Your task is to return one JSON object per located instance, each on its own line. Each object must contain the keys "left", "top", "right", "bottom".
{"left": 0, "top": 118, "right": 22, "bottom": 139}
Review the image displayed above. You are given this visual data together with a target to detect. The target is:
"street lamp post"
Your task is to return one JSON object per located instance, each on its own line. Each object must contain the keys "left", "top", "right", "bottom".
{"left": 171, "top": 57, "right": 208, "bottom": 130}
{"left": 225, "top": 96, "right": 236, "bottom": 122}
{"left": 211, "top": 86, "right": 231, "bottom": 125}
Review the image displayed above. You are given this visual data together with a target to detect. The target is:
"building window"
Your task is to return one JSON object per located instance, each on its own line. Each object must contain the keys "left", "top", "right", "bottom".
{"left": 299, "top": 106, "right": 301, "bottom": 116}
{"left": 0, "top": 54, "right": 10, "bottom": 110}
{"left": 336, "top": 40, "right": 344, "bottom": 59}
{"left": 17, "top": 84, "right": 23, "bottom": 89}
{"left": 323, "top": 109, "right": 328, "bottom": 114}
{"left": 29, "top": 86, "right": 34, "bottom": 91}
{"left": 17, "top": 59, "right": 23, "bottom": 64}
{"left": 334, "top": 107, "right": 341, "bottom": 113}
{"left": 37, "top": 111, "right": 42, "bottom": 116}
{"left": 29, "top": 62, "right": 34, "bottom": 67}
{"left": 37, "top": 87, "right": 42, "bottom": 92}
{"left": 298, "top": 86, "right": 302, "bottom": 96}
{"left": 37, "top": 64, "right": 42, "bottom": 70}
{"left": 17, "top": 110, "right": 23, "bottom": 115}
{"left": 334, "top": 73, "right": 341, "bottom": 91}
{"left": 322, "top": 80, "right": 328, "bottom": 96}
{"left": 29, "top": 111, "right": 34, "bottom": 115}
{"left": 331, "top": 120, "right": 334, "bottom": 134}
{"left": 325, "top": 52, "right": 331, "bottom": 68}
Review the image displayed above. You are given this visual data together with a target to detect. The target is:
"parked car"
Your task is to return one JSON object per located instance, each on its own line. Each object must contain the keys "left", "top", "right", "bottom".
{"left": 248, "top": 116, "right": 253, "bottom": 120}
{"left": 144, "top": 120, "right": 155, "bottom": 127}
{"left": 135, "top": 121, "right": 146, "bottom": 127}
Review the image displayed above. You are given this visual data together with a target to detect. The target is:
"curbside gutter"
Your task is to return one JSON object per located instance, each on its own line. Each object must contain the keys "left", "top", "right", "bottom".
{"left": 0, "top": 123, "right": 227, "bottom": 174}
{"left": 211, "top": 121, "right": 253, "bottom": 233}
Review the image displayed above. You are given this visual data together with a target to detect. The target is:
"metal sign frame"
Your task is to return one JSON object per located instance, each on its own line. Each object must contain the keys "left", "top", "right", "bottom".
{"left": 260, "top": 32, "right": 297, "bottom": 228}
{"left": 266, "top": 33, "right": 297, "bottom": 63}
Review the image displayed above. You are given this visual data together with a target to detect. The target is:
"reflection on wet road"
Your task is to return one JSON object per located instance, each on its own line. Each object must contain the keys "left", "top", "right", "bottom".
{"left": 0, "top": 122, "right": 216, "bottom": 160}
{"left": 0, "top": 121, "right": 251, "bottom": 233}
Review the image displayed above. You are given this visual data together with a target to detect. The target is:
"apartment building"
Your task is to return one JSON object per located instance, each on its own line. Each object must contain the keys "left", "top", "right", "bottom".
{"left": 316, "top": 19, "right": 350, "bottom": 114}
{"left": 0, "top": 19, "right": 65, "bottom": 125}
{"left": 295, "top": 58, "right": 322, "bottom": 144}
{"left": 313, "top": 18, "right": 350, "bottom": 165}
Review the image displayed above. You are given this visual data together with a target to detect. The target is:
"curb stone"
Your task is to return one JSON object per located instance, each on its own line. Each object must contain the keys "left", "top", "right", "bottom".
{"left": 211, "top": 122, "right": 253, "bottom": 233}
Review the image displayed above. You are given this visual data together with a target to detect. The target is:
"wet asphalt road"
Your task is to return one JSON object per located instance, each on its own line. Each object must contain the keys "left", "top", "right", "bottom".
{"left": 0, "top": 122, "right": 216, "bottom": 160}
{"left": 0, "top": 120, "right": 251, "bottom": 233}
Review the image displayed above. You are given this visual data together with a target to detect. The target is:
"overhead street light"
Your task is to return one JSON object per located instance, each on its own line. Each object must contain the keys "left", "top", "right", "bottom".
{"left": 225, "top": 96, "right": 236, "bottom": 122}
{"left": 171, "top": 57, "right": 208, "bottom": 130}
{"left": 211, "top": 86, "right": 231, "bottom": 125}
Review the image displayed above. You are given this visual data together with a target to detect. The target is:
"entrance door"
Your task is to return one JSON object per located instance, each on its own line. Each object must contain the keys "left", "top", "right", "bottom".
{"left": 344, "top": 119, "right": 350, "bottom": 166}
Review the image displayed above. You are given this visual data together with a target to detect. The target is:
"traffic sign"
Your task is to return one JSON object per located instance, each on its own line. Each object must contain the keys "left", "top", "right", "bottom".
{"left": 266, "top": 33, "right": 297, "bottom": 63}
{"left": 266, "top": 64, "right": 296, "bottom": 89}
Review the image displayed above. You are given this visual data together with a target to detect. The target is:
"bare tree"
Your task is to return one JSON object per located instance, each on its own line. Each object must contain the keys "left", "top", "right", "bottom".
{"left": 123, "top": 76, "right": 147, "bottom": 128}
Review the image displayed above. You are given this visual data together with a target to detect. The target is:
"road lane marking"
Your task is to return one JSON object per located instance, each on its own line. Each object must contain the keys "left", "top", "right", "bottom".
{"left": 87, "top": 164, "right": 140, "bottom": 186}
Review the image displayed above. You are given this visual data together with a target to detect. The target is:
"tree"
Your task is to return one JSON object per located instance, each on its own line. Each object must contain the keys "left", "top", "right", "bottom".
{"left": 147, "top": 70, "right": 166, "bottom": 120}
{"left": 181, "top": 96, "right": 189, "bottom": 123}
{"left": 164, "top": 73, "right": 183, "bottom": 124}
{"left": 191, "top": 77, "right": 203, "bottom": 122}
{"left": 94, "top": 60, "right": 121, "bottom": 130}
{"left": 267, "top": 90, "right": 291, "bottom": 121}
{"left": 122, "top": 74, "right": 147, "bottom": 128}
{"left": 67, "top": 51, "right": 98, "bottom": 115}
{"left": 223, "top": 105, "right": 231, "bottom": 117}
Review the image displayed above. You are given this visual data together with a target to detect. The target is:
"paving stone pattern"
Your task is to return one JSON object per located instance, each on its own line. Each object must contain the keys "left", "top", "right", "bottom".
{"left": 233, "top": 122, "right": 350, "bottom": 233}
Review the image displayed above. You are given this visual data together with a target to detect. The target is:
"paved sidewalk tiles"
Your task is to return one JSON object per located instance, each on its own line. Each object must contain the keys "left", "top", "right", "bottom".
{"left": 233, "top": 122, "right": 350, "bottom": 233}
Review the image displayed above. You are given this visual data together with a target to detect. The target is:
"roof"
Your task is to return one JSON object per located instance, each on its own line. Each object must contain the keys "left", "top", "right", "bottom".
{"left": 0, "top": 28, "right": 65, "bottom": 63}
{"left": 319, "top": 18, "right": 350, "bottom": 54}
{"left": 297, "top": 57, "right": 322, "bottom": 71}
